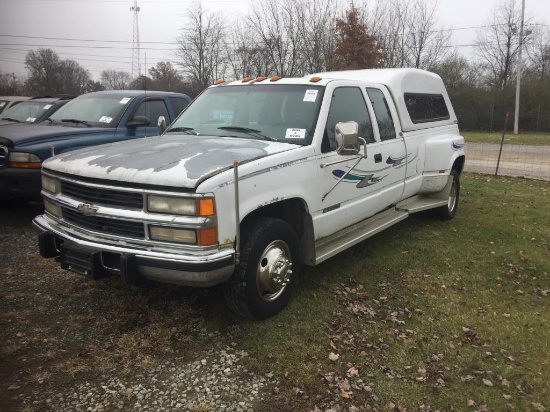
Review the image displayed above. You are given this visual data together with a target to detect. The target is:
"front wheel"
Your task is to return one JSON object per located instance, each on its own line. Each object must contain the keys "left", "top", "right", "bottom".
{"left": 435, "top": 170, "right": 460, "bottom": 220}
{"left": 223, "top": 218, "right": 300, "bottom": 320}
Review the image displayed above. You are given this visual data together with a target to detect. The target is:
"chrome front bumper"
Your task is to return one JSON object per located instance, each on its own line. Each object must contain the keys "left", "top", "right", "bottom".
{"left": 32, "top": 215, "right": 235, "bottom": 287}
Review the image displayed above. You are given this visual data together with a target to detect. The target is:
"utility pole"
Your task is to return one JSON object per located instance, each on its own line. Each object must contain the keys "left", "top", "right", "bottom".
{"left": 131, "top": 0, "right": 141, "bottom": 78}
{"left": 513, "top": 0, "right": 525, "bottom": 135}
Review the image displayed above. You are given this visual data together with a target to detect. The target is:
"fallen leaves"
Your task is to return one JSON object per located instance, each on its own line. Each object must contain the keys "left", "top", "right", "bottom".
{"left": 346, "top": 366, "right": 359, "bottom": 378}
{"left": 328, "top": 352, "right": 339, "bottom": 362}
{"left": 482, "top": 378, "right": 493, "bottom": 387}
{"left": 461, "top": 326, "right": 478, "bottom": 345}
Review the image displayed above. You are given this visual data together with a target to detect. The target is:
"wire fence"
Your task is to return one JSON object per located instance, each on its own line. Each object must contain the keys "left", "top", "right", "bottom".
{"left": 464, "top": 142, "right": 550, "bottom": 181}
{"left": 457, "top": 109, "right": 550, "bottom": 133}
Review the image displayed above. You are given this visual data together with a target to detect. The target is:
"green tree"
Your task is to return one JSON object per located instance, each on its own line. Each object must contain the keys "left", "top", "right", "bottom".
{"left": 128, "top": 75, "right": 153, "bottom": 90}
{"left": 85, "top": 80, "right": 105, "bottom": 93}
{"left": 24, "top": 48, "right": 61, "bottom": 95}
{"left": 148, "top": 61, "right": 185, "bottom": 92}
{"left": 24, "top": 49, "right": 91, "bottom": 95}
{"left": 58, "top": 60, "right": 91, "bottom": 95}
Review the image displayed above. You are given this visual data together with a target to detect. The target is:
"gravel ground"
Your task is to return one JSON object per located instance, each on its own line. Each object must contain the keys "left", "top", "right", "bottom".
{"left": 0, "top": 203, "right": 282, "bottom": 412}
{"left": 13, "top": 337, "right": 279, "bottom": 412}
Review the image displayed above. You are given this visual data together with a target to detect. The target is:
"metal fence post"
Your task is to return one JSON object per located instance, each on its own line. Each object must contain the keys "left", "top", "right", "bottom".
{"left": 495, "top": 112, "right": 510, "bottom": 177}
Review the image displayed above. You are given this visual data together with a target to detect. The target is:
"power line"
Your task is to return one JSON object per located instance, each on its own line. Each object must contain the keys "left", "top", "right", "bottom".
{"left": 0, "top": 34, "right": 177, "bottom": 45}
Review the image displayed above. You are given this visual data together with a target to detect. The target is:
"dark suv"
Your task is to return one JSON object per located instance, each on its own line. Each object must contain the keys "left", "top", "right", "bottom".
{"left": 0, "top": 95, "right": 74, "bottom": 127}
{"left": 0, "top": 90, "right": 191, "bottom": 204}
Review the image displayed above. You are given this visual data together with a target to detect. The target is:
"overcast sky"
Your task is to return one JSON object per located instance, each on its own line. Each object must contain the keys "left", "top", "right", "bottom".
{"left": 0, "top": 0, "right": 549, "bottom": 81}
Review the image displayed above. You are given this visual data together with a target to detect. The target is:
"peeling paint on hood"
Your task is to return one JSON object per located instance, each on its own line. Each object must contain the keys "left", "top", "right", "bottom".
{"left": 44, "top": 135, "right": 298, "bottom": 188}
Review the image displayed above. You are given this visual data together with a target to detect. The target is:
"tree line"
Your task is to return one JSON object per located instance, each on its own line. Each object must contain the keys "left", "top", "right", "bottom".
{"left": 1, "top": 0, "right": 549, "bottom": 132}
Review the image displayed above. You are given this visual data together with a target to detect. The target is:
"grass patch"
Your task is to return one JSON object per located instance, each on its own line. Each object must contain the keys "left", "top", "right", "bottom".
{"left": 231, "top": 174, "right": 549, "bottom": 411}
{"left": 463, "top": 131, "right": 550, "bottom": 146}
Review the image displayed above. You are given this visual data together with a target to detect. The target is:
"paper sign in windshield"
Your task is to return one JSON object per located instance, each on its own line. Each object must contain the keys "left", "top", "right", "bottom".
{"left": 212, "top": 109, "right": 234, "bottom": 120}
{"left": 43, "top": 104, "right": 52, "bottom": 109}
{"left": 303, "top": 89, "right": 318, "bottom": 102}
{"left": 0, "top": 102, "right": 5, "bottom": 107}
{"left": 26, "top": 117, "right": 36, "bottom": 122}
{"left": 99, "top": 116, "right": 112, "bottom": 123}
{"left": 119, "top": 97, "right": 131, "bottom": 104}
{"left": 285, "top": 128, "right": 306, "bottom": 139}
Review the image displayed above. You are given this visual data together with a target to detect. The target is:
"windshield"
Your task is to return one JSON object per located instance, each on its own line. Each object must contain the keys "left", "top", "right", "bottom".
{"left": 167, "top": 84, "right": 324, "bottom": 145}
{"left": 1, "top": 101, "right": 54, "bottom": 123}
{"left": 49, "top": 94, "right": 134, "bottom": 127}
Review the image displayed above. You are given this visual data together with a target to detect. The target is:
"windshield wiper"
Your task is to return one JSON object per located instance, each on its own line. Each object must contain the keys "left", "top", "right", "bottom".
{"left": 165, "top": 126, "right": 199, "bottom": 135}
{"left": 43, "top": 117, "right": 58, "bottom": 125}
{"left": 61, "top": 118, "right": 92, "bottom": 127}
{"left": 1, "top": 117, "right": 20, "bottom": 123}
{"left": 217, "top": 126, "right": 277, "bottom": 141}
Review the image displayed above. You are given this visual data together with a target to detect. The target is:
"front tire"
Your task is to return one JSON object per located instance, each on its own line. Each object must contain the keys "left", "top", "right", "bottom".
{"left": 223, "top": 218, "right": 300, "bottom": 320}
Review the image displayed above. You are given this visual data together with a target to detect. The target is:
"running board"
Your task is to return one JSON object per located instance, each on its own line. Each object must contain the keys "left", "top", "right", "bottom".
{"left": 396, "top": 196, "right": 447, "bottom": 213}
{"left": 315, "top": 208, "right": 408, "bottom": 265}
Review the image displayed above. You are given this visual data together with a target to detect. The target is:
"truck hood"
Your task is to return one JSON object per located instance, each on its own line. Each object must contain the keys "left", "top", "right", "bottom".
{"left": 0, "top": 123, "right": 111, "bottom": 146}
{"left": 44, "top": 135, "right": 299, "bottom": 189}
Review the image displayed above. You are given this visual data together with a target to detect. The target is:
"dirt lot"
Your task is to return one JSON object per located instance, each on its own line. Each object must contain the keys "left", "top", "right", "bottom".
{"left": 0, "top": 203, "right": 286, "bottom": 412}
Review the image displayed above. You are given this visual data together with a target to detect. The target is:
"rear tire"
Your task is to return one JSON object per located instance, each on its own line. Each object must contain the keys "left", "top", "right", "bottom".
{"left": 435, "top": 170, "right": 459, "bottom": 220}
{"left": 223, "top": 218, "right": 300, "bottom": 320}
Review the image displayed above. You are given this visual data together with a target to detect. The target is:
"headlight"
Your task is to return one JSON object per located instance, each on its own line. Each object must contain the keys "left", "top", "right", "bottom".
{"left": 149, "top": 226, "right": 197, "bottom": 244}
{"left": 43, "top": 198, "right": 61, "bottom": 217}
{"left": 41, "top": 175, "right": 58, "bottom": 194}
{"left": 9, "top": 152, "right": 42, "bottom": 168}
{"left": 147, "top": 195, "right": 215, "bottom": 216}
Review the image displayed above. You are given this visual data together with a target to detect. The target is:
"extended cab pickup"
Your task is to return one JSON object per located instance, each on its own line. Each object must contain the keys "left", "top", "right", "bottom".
{"left": 33, "top": 69, "right": 465, "bottom": 319}
{"left": 0, "top": 90, "right": 190, "bottom": 203}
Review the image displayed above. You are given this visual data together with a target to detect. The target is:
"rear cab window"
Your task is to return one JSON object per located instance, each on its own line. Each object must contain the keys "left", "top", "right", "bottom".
{"left": 404, "top": 93, "right": 450, "bottom": 124}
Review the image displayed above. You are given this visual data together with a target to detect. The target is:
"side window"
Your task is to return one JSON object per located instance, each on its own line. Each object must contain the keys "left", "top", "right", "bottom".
{"left": 168, "top": 97, "right": 190, "bottom": 117}
{"left": 133, "top": 99, "right": 170, "bottom": 126}
{"left": 324, "top": 87, "right": 374, "bottom": 151}
{"left": 404, "top": 93, "right": 450, "bottom": 123}
{"left": 366, "top": 88, "right": 396, "bottom": 141}
{"left": 429, "top": 95, "right": 450, "bottom": 120}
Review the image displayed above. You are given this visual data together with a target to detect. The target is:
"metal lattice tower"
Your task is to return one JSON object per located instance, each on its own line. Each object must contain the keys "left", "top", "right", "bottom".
{"left": 130, "top": 0, "right": 141, "bottom": 78}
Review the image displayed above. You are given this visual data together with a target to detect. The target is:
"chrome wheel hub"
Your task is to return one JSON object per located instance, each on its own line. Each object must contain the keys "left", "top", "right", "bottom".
{"left": 256, "top": 240, "right": 292, "bottom": 302}
{"left": 447, "top": 181, "right": 457, "bottom": 212}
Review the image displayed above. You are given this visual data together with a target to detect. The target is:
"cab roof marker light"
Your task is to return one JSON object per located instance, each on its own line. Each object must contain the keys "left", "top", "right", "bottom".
{"left": 242, "top": 77, "right": 253, "bottom": 83}
{"left": 270, "top": 76, "right": 282, "bottom": 82}
{"left": 256, "top": 76, "right": 267, "bottom": 82}
{"left": 213, "top": 79, "right": 225, "bottom": 85}
{"left": 309, "top": 76, "right": 322, "bottom": 83}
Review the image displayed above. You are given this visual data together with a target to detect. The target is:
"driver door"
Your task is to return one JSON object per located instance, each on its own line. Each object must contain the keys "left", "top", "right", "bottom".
{"left": 314, "top": 84, "right": 406, "bottom": 239}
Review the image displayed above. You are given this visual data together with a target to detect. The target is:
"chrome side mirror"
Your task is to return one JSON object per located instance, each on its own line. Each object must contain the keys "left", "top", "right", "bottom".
{"left": 335, "top": 121, "right": 368, "bottom": 158}
{"left": 157, "top": 116, "right": 167, "bottom": 135}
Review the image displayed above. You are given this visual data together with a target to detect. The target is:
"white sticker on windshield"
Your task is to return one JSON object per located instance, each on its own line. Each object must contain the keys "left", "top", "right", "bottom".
{"left": 43, "top": 104, "right": 52, "bottom": 109}
{"left": 119, "top": 97, "right": 131, "bottom": 104}
{"left": 26, "top": 117, "right": 36, "bottom": 122}
{"left": 99, "top": 116, "right": 112, "bottom": 123}
{"left": 0, "top": 102, "right": 5, "bottom": 107}
{"left": 285, "top": 128, "right": 306, "bottom": 139}
{"left": 303, "top": 89, "right": 318, "bottom": 102}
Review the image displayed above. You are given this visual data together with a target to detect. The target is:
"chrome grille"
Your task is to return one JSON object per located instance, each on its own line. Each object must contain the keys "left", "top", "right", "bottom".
{"left": 0, "top": 145, "right": 7, "bottom": 168}
{"left": 62, "top": 207, "right": 145, "bottom": 238}
{"left": 61, "top": 181, "right": 143, "bottom": 209}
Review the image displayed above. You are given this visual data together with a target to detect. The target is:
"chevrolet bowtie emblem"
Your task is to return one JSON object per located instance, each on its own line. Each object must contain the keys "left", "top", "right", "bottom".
{"left": 76, "top": 203, "right": 98, "bottom": 216}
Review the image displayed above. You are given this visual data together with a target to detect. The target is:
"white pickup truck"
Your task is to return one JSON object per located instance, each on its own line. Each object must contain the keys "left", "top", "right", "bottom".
{"left": 33, "top": 68, "right": 465, "bottom": 319}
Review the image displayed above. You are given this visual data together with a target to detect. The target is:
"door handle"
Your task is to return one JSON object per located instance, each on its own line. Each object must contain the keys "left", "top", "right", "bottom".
{"left": 374, "top": 153, "right": 382, "bottom": 163}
